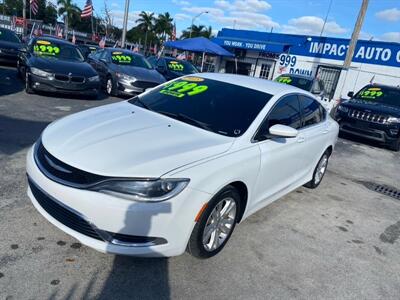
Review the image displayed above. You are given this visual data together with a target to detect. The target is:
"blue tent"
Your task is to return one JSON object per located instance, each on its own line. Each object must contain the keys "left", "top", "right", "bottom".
{"left": 164, "top": 37, "right": 234, "bottom": 57}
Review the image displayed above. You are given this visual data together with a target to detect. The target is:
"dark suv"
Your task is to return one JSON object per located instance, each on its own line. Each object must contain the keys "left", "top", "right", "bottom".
{"left": 335, "top": 84, "right": 400, "bottom": 151}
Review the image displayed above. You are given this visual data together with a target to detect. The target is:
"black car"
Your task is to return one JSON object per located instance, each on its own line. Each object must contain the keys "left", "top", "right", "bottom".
{"left": 148, "top": 56, "right": 198, "bottom": 81}
{"left": 17, "top": 37, "right": 100, "bottom": 97}
{"left": 0, "top": 28, "right": 22, "bottom": 65}
{"left": 275, "top": 74, "right": 328, "bottom": 101}
{"left": 88, "top": 48, "right": 165, "bottom": 96}
{"left": 335, "top": 84, "right": 400, "bottom": 151}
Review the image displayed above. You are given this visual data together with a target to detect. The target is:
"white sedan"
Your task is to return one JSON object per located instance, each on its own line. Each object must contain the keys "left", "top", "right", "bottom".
{"left": 26, "top": 73, "right": 339, "bottom": 258}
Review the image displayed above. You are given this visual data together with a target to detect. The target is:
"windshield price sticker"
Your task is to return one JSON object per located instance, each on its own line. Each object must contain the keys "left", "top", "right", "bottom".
{"left": 360, "top": 88, "right": 383, "bottom": 99}
{"left": 277, "top": 76, "right": 292, "bottom": 84}
{"left": 168, "top": 61, "right": 184, "bottom": 71}
{"left": 33, "top": 43, "right": 60, "bottom": 56}
{"left": 112, "top": 54, "right": 132, "bottom": 63}
{"left": 160, "top": 80, "right": 208, "bottom": 98}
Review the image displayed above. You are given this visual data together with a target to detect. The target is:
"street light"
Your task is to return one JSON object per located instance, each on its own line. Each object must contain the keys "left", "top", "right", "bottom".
{"left": 189, "top": 11, "right": 209, "bottom": 38}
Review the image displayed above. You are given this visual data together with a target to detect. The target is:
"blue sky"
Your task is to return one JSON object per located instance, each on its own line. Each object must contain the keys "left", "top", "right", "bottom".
{"left": 74, "top": 0, "right": 400, "bottom": 42}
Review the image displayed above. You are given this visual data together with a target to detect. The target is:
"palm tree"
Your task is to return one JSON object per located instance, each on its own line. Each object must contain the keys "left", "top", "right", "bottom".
{"left": 181, "top": 25, "right": 213, "bottom": 39}
{"left": 57, "top": 0, "right": 80, "bottom": 39}
{"left": 136, "top": 11, "right": 155, "bottom": 53}
{"left": 155, "top": 12, "right": 173, "bottom": 42}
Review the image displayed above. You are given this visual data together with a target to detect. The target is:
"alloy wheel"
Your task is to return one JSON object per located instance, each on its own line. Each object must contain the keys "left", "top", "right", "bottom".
{"left": 106, "top": 79, "right": 113, "bottom": 94}
{"left": 314, "top": 154, "right": 328, "bottom": 184}
{"left": 202, "top": 197, "right": 237, "bottom": 252}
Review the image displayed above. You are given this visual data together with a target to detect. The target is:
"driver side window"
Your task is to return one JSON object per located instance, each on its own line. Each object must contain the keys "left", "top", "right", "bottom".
{"left": 256, "top": 95, "right": 301, "bottom": 141}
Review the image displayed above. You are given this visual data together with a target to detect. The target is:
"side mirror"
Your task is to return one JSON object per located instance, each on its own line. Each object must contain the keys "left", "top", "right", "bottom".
{"left": 156, "top": 65, "right": 166, "bottom": 73}
{"left": 100, "top": 58, "right": 108, "bottom": 64}
{"left": 347, "top": 91, "right": 354, "bottom": 98}
{"left": 269, "top": 124, "right": 298, "bottom": 138}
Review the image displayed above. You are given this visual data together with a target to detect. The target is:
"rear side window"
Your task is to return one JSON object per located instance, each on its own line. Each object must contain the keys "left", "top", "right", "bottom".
{"left": 260, "top": 95, "right": 302, "bottom": 135}
{"left": 299, "top": 95, "right": 324, "bottom": 127}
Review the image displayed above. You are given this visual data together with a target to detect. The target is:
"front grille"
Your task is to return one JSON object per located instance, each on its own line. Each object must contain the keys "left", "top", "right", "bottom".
{"left": 131, "top": 81, "right": 158, "bottom": 89}
{"left": 28, "top": 178, "right": 102, "bottom": 240}
{"left": 54, "top": 74, "right": 85, "bottom": 83}
{"left": 34, "top": 141, "right": 108, "bottom": 187}
{"left": 348, "top": 109, "right": 388, "bottom": 124}
{"left": 71, "top": 76, "right": 85, "bottom": 83}
{"left": 55, "top": 74, "right": 69, "bottom": 81}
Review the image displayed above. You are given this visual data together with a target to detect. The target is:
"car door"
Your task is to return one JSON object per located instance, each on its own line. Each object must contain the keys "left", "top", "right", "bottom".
{"left": 97, "top": 50, "right": 110, "bottom": 84}
{"left": 252, "top": 94, "right": 305, "bottom": 208}
{"left": 298, "top": 95, "right": 328, "bottom": 173}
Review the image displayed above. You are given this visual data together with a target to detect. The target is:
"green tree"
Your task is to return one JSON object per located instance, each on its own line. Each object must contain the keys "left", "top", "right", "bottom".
{"left": 155, "top": 12, "right": 173, "bottom": 42}
{"left": 136, "top": 11, "right": 154, "bottom": 53}
{"left": 57, "top": 0, "right": 80, "bottom": 38}
{"left": 181, "top": 24, "right": 213, "bottom": 39}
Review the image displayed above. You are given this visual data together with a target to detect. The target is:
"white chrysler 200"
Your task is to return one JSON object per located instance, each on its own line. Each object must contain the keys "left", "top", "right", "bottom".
{"left": 26, "top": 73, "right": 339, "bottom": 258}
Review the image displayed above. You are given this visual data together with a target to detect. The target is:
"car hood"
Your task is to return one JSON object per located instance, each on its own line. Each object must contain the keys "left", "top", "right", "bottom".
{"left": 41, "top": 101, "right": 234, "bottom": 178}
{"left": 30, "top": 56, "right": 97, "bottom": 77}
{"left": 343, "top": 99, "right": 400, "bottom": 117}
{"left": 114, "top": 65, "right": 165, "bottom": 83}
{"left": 0, "top": 40, "right": 21, "bottom": 50}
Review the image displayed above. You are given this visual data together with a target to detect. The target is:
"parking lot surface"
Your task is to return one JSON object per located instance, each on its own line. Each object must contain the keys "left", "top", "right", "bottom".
{"left": 1, "top": 65, "right": 400, "bottom": 300}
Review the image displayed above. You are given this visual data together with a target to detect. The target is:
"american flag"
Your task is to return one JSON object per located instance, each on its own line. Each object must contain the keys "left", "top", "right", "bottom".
{"left": 81, "top": 0, "right": 93, "bottom": 18}
{"left": 55, "top": 24, "right": 63, "bottom": 38}
{"left": 99, "top": 36, "right": 106, "bottom": 48}
{"left": 72, "top": 30, "right": 76, "bottom": 44}
{"left": 171, "top": 22, "right": 176, "bottom": 41}
{"left": 30, "top": 0, "right": 38, "bottom": 15}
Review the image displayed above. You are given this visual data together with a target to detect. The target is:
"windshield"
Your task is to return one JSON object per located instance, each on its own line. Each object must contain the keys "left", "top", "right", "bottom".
{"left": 0, "top": 29, "right": 20, "bottom": 43}
{"left": 129, "top": 76, "right": 272, "bottom": 137}
{"left": 354, "top": 85, "right": 400, "bottom": 107}
{"left": 275, "top": 75, "right": 313, "bottom": 91}
{"left": 111, "top": 51, "right": 153, "bottom": 69}
{"left": 165, "top": 58, "right": 198, "bottom": 74}
{"left": 32, "top": 40, "right": 84, "bottom": 61}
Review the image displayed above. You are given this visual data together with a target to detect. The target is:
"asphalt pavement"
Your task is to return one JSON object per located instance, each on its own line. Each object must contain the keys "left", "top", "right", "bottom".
{"left": 1, "top": 65, "right": 400, "bottom": 300}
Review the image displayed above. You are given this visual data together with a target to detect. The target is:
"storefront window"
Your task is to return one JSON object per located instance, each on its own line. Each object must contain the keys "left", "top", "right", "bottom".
{"left": 259, "top": 64, "right": 271, "bottom": 79}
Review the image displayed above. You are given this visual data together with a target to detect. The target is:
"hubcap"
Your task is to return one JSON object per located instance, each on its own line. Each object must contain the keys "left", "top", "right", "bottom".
{"left": 106, "top": 79, "right": 112, "bottom": 94}
{"left": 314, "top": 155, "right": 328, "bottom": 184}
{"left": 202, "top": 197, "right": 237, "bottom": 252}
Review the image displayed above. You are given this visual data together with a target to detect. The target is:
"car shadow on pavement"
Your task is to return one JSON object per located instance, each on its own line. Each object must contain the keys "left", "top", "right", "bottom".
{"left": 0, "top": 114, "right": 50, "bottom": 155}
{"left": 0, "top": 65, "right": 24, "bottom": 96}
{"left": 96, "top": 202, "right": 172, "bottom": 300}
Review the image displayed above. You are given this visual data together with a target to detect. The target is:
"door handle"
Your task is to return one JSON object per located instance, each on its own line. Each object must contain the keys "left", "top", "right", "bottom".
{"left": 322, "top": 127, "right": 329, "bottom": 134}
{"left": 297, "top": 136, "right": 305, "bottom": 143}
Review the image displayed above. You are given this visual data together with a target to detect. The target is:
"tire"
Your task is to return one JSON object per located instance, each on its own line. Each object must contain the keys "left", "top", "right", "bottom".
{"left": 388, "top": 138, "right": 400, "bottom": 152}
{"left": 105, "top": 76, "right": 117, "bottom": 96}
{"left": 25, "top": 70, "right": 34, "bottom": 94}
{"left": 187, "top": 186, "right": 240, "bottom": 259}
{"left": 304, "top": 150, "right": 330, "bottom": 189}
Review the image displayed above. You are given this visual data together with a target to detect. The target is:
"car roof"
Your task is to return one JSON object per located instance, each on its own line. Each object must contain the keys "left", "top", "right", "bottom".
{"left": 199, "top": 73, "right": 306, "bottom": 95}
{"left": 32, "top": 36, "right": 75, "bottom": 46}
{"left": 278, "top": 73, "right": 314, "bottom": 80}
{"left": 366, "top": 83, "right": 400, "bottom": 90}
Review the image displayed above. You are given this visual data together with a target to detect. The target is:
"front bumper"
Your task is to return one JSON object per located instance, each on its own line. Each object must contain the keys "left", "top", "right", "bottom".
{"left": 0, "top": 51, "right": 18, "bottom": 64}
{"left": 29, "top": 73, "right": 100, "bottom": 95}
{"left": 116, "top": 78, "right": 159, "bottom": 96}
{"left": 336, "top": 115, "right": 399, "bottom": 144}
{"left": 26, "top": 146, "right": 210, "bottom": 257}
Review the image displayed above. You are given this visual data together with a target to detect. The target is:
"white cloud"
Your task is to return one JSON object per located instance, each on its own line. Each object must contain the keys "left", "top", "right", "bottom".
{"left": 182, "top": 6, "right": 225, "bottom": 17}
{"left": 111, "top": 2, "right": 119, "bottom": 8}
{"left": 214, "top": 0, "right": 230, "bottom": 9}
{"left": 380, "top": 32, "right": 400, "bottom": 43}
{"left": 172, "top": 0, "right": 190, "bottom": 6}
{"left": 282, "top": 16, "right": 347, "bottom": 36}
{"left": 174, "top": 13, "right": 191, "bottom": 21}
{"left": 110, "top": 10, "right": 143, "bottom": 27}
{"left": 214, "top": 0, "right": 271, "bottom": 12}
{"left": 376, "top": 8, "right": 400, "bottom": 22}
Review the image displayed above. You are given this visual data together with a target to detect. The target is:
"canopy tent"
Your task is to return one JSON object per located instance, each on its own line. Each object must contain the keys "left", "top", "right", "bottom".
{"left": 164, "top": 37, "right": 234, "bottom": 71}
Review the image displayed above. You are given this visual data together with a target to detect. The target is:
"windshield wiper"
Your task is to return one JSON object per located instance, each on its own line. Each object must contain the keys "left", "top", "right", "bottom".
{"left": 158, "top": 111, "right": 213, "bottom": 132}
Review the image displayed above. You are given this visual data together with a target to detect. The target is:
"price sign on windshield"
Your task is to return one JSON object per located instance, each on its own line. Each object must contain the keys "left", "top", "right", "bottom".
{"left": 168, "top": 61, "right": 184, "bottom": 71}
{"left": 33, "top": 41, "right": 60, "bottom": 56}
{"left": 159, "top": 77, "right": 208, "bottom": 98}
{"left": 112, "top": 52, "right": 132, "bottom": 63}
{"left": 276, "top": 76, "right": 292, "bottom": 84}
{"left": 360, "top": 87, "right": 384, "bottom": 99}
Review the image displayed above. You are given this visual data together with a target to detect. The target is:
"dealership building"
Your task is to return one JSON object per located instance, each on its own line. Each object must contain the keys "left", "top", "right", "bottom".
{"left": 212, "top": 28, "right": 400, "bottom": 101}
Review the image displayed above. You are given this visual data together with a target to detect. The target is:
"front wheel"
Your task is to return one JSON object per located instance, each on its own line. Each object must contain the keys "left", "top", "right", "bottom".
{"left": 25, "top": 70, "right": 34, "bottom": 94}
{"left": 187, "top": 186, "right": 240, "bottom": 259}
{"left": 304, "top": 150, "right": 330, "bottom": 189}
{"left": 105, "top": 76, "right": 117, "bottom": 96}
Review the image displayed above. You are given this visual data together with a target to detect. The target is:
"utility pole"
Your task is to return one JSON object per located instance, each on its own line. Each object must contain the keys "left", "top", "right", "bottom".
{"left": 121, "top": 0, "right": 130, "bottom": 48}
{"left": 189, "top": 11, "right": 208, "bottom": 38}
{"left": 343, "top": 0, "right": 369, "bottom": 69}
{"left": 22, "top": 0, "right": 27, "bottom": 36}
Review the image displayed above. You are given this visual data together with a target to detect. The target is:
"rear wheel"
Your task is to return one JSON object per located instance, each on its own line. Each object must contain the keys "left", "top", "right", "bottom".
{"left": 187, "top": 186, "right": 240, "bottom": 259}
{"left": 304, "top": 150, "right": 330, "bottom": 189}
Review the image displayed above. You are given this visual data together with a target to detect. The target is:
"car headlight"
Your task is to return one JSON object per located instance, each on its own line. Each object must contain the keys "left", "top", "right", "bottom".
{"left": 116, "top": 72, "right": 136, "bottom": 82}
{"left": 30, "top": 67, "right": 53, "bottom": 79}
{"left": 337, "top": 105, "right": 349, "bottom": 113}
{"left": 91, "top": 178, "right": 190, "bottom": 202}
{"left": 387, "top": 116, "right": 400, "bottom": 124}
{"left": 88, "top": 75, "right": 100, "bottom": 82}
